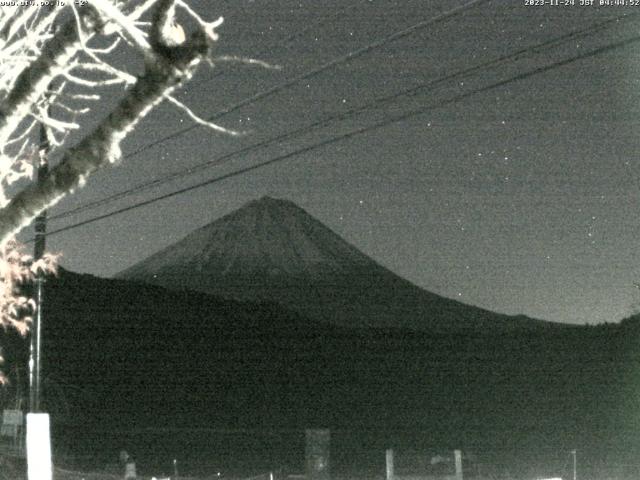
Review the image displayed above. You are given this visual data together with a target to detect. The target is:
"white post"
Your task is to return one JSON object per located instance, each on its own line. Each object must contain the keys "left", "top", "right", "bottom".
{"left": 454, "top": 449, "right": 463, "bottom": 480}
{"left": 386, "top": 448, "right": 394, "bottom": 480}
{"left": 26, "top": 413, "right": 52, "bottom": 480}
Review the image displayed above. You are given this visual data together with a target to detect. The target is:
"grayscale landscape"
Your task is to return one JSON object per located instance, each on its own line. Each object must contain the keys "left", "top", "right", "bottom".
{"left": 0, "top": 1, "right": 639, "bottom": 480}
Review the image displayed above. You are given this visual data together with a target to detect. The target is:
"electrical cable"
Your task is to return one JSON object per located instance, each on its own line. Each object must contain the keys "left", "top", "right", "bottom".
{"left": 48, "top": 11, "right": 639, "bottom": 222}
{"left": 36, "top": 31, "right": 640, "bottom": 240}
{"left": 121, "top": 0, "right": 492, "bottom": 160}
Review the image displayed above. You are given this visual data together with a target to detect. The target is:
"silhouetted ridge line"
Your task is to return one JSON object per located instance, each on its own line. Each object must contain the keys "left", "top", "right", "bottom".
{"left": 117, "top": 197, "right": 563, "bottom": 333}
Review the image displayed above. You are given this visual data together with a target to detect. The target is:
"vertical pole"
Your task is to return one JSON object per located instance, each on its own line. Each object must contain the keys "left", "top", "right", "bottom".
{"left": 27, "top": 9, "right": 55, "bottom": 478}
{"left": 454, "top": 450, "right": 463, "bottom": 480}
{"left": 29, "top": 1, "right": 57, "bottom": 415}
{"left": 29, "top": 120, "right": 49, "bottom": 414}
{"left": 572, "top": 449, "right": 577, "bottom": 480}
{"left": 27, "top": 117, "right": 52, "bottom": 480}
{"left": 385, "top": 449, "right": 394, "bottom": 480}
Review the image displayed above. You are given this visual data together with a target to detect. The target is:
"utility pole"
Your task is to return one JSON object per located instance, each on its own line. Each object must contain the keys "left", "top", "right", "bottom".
{"left": 29, "top": 0, "right": 55, "bottom": 412}
{"left": 26, "top": 97, "right": 53, "bottom": 480}
{"left": 27, "top": 8, "right": 55, "bottom": 480}
{"left": 571, "top": 449, "right": 577, "bottom": 480}
{"left": 29, "top": 121, "right": 49, "bottom": 414}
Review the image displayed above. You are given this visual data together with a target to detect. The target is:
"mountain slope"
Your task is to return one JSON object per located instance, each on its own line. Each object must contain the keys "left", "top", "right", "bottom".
{"left": 3, "top": 268, "right": 636, "bottom": 476}
{"left": 118, "top": 196, "right": 558, "bottom": 332}
{"left": 18, "top": 268, "right": 347, "bottom": 425}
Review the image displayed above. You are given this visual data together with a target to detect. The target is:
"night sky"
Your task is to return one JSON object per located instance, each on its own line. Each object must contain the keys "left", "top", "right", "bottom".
{"left": 25, "top": 0, "right": 640, "bottom": 325}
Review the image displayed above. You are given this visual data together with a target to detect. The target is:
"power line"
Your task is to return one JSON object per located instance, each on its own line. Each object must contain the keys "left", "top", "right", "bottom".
{"left": 38, "top": 32, "right": 640, "bottom": 240}
{"left": 122, "top": 0, "right": 492, "bottom": 160}
{"left": 49, "top": 0, "right": 492, "bottom": 220}
{"left": 49, "top": 11, "right": 639, "bottom": 222}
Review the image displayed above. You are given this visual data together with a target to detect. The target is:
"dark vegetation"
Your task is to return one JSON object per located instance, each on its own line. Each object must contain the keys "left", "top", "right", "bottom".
{"left": 1, "top": 199, "right": 638, "bottom": 476}
{"left": 0, "top": 269, "right": 635, "bottom": 476}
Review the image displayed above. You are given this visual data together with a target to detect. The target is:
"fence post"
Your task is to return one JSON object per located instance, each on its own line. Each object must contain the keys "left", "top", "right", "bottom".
{"left": 454, "top": 450, "right": 463, "bottom": 480}
{"left": 26, "top": 413, "right": 52, "bottom": 480}
{"left": 305, "top": 429, "right": 330, "bottom": 480}
{"left": 386, "top": 449, "right": 394, "bottom": 480}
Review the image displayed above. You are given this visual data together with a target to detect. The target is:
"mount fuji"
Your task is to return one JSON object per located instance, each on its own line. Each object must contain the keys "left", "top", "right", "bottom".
{"left": 117, "top": 196, "right": 557, "bottom": 332}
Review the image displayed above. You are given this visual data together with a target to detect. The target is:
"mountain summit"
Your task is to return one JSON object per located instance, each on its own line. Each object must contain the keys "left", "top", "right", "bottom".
{"left": 118, "top": 196, "right": 552, "bottom": 332}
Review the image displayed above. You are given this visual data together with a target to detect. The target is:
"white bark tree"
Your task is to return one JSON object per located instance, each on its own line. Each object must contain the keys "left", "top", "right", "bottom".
{"left": 0, "top": 0, "right": 232, "bottom": 359}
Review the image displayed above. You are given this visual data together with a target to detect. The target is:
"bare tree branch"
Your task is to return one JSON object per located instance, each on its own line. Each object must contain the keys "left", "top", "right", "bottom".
{"left": 0, "top": 0, "right": 218, "bottom": 243}
{"left": 0, "top": 7, "right": 102, "bottom": 147}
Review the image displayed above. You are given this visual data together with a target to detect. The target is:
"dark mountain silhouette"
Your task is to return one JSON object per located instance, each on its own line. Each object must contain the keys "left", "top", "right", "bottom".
{"left": 118, "top": 196, "right": 560, "bottom": 333}
{"left": 2, "top": 197, "right": 636, "bottom": 474}
{"left": 0, "top": 268, "right": 636, "bottom": 476}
